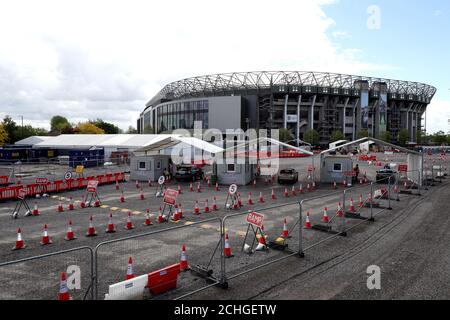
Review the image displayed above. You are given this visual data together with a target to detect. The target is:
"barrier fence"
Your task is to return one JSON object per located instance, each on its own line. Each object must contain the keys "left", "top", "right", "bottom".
{"left": 0, "top": 246, "right": 94, "bottom": 300}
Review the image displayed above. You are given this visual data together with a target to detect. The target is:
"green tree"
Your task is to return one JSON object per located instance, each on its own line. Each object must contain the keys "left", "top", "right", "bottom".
{"left": 1, "top": 116, "right": 18, "bottom": 143}
{"left": 14, "top": 125, "right": 49, "bottom": 142}
{"left": 330, "top": 130, "right": 345, "bottom": 143}
{"left": 50, "top": 115, "right": 71, "bottom": 133}
{"left": 356, "top": 129, "right": 369, "bottom": 139}
{"left": 431, "top": 131, "right": 448, "bottom": 144}
{"left": 398, "top": 129, "right": 409, "bottom": 146}
{"left": 0, "top": 124, "right": 8, "bottom": 145}
{"left": 75, "top": 122, "right": 105, "bottom": 134}
{"left": 126, "top": 126, "right": 138, "bottom": 134}
{"left": 379, "top": 131, "right": 392, "bottom": 143}
{"left": 278, "top": 128, "right": 294, "bottom": 143}
{"left": 303, "top": 129, "right": 320, "bottom": 146}
{"left": 90, "top": 119, "right": 120, "bottom": 134}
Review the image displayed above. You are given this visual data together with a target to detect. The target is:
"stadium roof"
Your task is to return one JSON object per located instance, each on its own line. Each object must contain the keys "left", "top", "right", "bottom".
{"left": 147, "top": 71, "right": 436, "bottom": 107}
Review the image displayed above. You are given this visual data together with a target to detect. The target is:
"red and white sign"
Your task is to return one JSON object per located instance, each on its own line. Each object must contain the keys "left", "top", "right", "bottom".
{"left": 163, "top": 188, "right": 178, "bottom": 206}
{"left": 18, "top": 188, "right": 27, "bottom": 200}
{"left": 87, "top": 180, "right": 99, "bottom": 193}
{"left": 398, "top": 164, "right": 408, "bottom": 172}
{"left": 246, "top": 211, "right": 264, "bottom": 228}
{"left": 344, "top": 171, "right": 356, "bottom": 177}
{"left": 0, "top": 176, "right": 8, "bottom": 184}
{"left": 35, "top": 178, "right": 49, "bottom": 185}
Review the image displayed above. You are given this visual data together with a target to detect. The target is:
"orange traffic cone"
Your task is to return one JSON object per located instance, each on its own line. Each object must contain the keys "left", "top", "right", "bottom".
{"left": 312, "top": 182, "right": 316, "bottom": 191}
{"left": 143, "top": 209, "right": 152, "bottom": 226}
{"left": 80, "top": 196, "right": 86, "bottom": 209}
{"left": 322, "top": 207, "right": 329, "bottom": 223}
{"left": 65, "top": 220, "right": 76, "bottom": 241}
{"left": 189, "top": 182, "right": 193, "bottom": 192}
{"left": 336, "top": 202, "right": 343, "bottom": 217}
{"left": 135, "top": 180, "right": 140, "bottom": 189}
{"left": 58, "top": 272, "right": 71, "bottom": 300}
{"left": 125, "top": 212, "right": 135, "bottom": 230}
{"left": 172, "top": 205, "right": 180, "bottom": 222}
{"left": 248, "top": 192, "right": 254, "bottom": 205}
{"left": 299, "top": 184, "right": 304, "bottom": 193}
{"left": 253, "top": 179, "right": 257, "bottom": 188}
{"left": 68, "top": 197, "right": 74, "bottom": 211}
{"left": 126, "top": 257, "right": 134, "bottom": 280}
{"left": 281, "top": 218, "right": 289, "bottom": 238}
{"left": 306, "top": 183, "right": 311, "bottom": 192}
{"left": 204, "top": 199, "right": 210, "bottom": 213}
{"left": 57, "top": 201, "right": 64, "bottom": 213}
{"left": 86, "top": 216, "right": 97, "bottom": 237}
{"left": 215, "top": 182, "right": 219, "bottom": 191}
{"left": 194, "top": 200, "right": 200, "bottom": 215}
{"left": 32, "top": 202, "right": 40, "bottom": 216}
{"left": 259, "top": 192, "right": 265, "bottom": 203}
{"left": 140, "top": 189, "right": 145, "bottom": 200}
{"left": 291, "top": 185, "right": 296, "bottom": 196}
{"left": 359, "top": 194, "right": 364, "bottom": 208}
{"left": 178, "top": 204, "right": 184, "bottom": 218}
{"left": 333, "top": 181, "right": 337, "bottom": 189}
{"left": 237, "top": 193, "right": 243, "bottom": 207}
{"left": 148, "top": 178, "right": 152, "bottom": 188}
{"left": 180, "top": 244, "right": 188, "bottom": 271}
{"left": 271, "top": 188, "right": 277, "bottom": 200}
{"left": 196, "top": 182, "right": 201, "bottom": 193}
{"left": 94, "top": 198, "right": 100, "bottom": 207}
{"left": 284, "top": 188, "right": 289, "bottom": 197}
{"left": 157, "top": 207, "right": 165, "bottom": 223}
{"left": 212, "top": 197, "right": 218, "bottom": 211}
{"left": 120, "top": 191, "right": 125, "bottom": 203}
{"left": 178, "top": 185, "right": 182, "bottom": 194}
{"left": 224, "top": 233, "right": 233, "bottom": 258}
{"left": 40, "top": 224, "right": 52, "bottom": 245}
{"left": 115, "top": 180, "right": 120, "bottom": 190}
{"left": 12, "top": 228, "right": 26, "bottom": 250}
{"left": 304, "top": 212, "right": 312, "bottom": 229}
{"left": 106, "top": 213, "right": 116, "bottom": 233}
{"left": 349, "top": 198, "right": 356, "bottom": 212}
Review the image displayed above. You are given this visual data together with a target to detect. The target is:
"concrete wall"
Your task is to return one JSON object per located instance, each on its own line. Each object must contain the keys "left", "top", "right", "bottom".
{"left": 208, "top": 96, "right": 242, "bottom": 132}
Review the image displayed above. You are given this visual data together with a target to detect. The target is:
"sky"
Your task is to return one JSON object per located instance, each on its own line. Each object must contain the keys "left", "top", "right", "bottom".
{"left": 0, "top": 0, "right": 449, "bottom": 133}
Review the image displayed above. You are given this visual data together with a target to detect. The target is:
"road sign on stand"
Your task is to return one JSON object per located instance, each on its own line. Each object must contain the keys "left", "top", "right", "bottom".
{"left": 12, "top": 188, "right": 32, "bottom": 219}
{"left": 83, "top": 180, "right": 101, "bottom": 207}
{"left": 161, "top": 188, "right": 179, "bottom": 222}
{"left": 225, "top": 184, "right": 240, "bottom": 210}
{"left": 155, "top": 176, "right": 166, "bottom": 197}
{"left": 241, "top": 211, "right": 267, "bottom": 254}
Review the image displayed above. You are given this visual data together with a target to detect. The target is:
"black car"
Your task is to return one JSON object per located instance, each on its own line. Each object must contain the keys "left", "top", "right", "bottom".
{"left": 174, "top": 165, "right": 204, "bottom": 182}
{"left": 277, "top": 168, "right": 299, "bottom": 184}
{"left": 375, "top": 169, "right": 397, "bottom": 184}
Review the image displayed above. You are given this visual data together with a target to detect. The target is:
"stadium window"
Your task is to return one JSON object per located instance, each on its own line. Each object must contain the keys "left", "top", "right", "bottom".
{"left": 344, "top": 89, "right": 349, "bottom": 95}
{"left": 333, "top": 88, "right": 339, "bottom": 94}
{"left": 323, "top": 87, "right": 328, "bottom": 93}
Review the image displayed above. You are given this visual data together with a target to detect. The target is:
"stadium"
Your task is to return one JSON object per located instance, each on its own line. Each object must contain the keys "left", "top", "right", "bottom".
{"left": 138, "top": 71, "right": 436, "bottom": 146}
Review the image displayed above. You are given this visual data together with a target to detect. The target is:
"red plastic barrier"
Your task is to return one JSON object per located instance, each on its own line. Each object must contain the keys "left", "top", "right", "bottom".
{"left": 146, "top": 263, "right": 181, "bottom": 295}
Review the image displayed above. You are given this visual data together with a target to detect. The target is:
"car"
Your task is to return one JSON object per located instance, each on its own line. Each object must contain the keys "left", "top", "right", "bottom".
{"left": 174, "top": 165, "right": 204, "bottom": 182}
{"left": 375, "top": 168, "right": 397, "bottom": 184}
{"left": 277, "top": 168, "right": 299, "bottom": 184}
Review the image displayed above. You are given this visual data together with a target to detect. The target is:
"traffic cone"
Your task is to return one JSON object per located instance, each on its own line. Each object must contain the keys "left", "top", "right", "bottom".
{"left": 349, "top": 198, "right": 356, "bottom": 213}
{"left": 281, "top": 218, "right": 289, "bottom": 238}
{"left": 359, "top": 194, "right": 364, "bottom": 208}
{"left": 291, "top": 185, "right": 296, "bottom": 196}
{"left": 248, "top": 192, "right": 254, "bottom": 205}
{"left": 299, "top": 184, "right": 304, "bottom": 193}
{"left": 177, "top": 185, "right": 182, "bottom": 194}
{"left": 322, "top": 207, "right": 329, "bottom": 223}
{"left": 333, "top": 181, "right": 337, "bottom": 189}
{"left": 40, "top": 224, "right": 52, "bottom": 245}
{"left": 189, "top": 182, "right": 193, "bottom": 192}
{"left": 403, "top": 181, "right": 408, "bottom": 190}
{"left": 135, "top": 180, "right": 140, "bottom": 189}
{"left": 312, "top": 182, "right": 316, "bottom": 191}
{"left": 172, "top": 205, "right": 180, "bottom": 222}
{"left": 106, "top": 213, "right": 116, "bottom": 233}
{"left": 12, "top": 228, "right": 26, "bottom": 250}
{"left": 343, "top": 180, "right": 347, "bottom": 188}
{"left": 271, "top": 189, "right": 277, "bottom": 200}
{"left": 197, "top": 182, "right": 201, "bottom": 193}
{"left": 125, "top": 211, "right": 135, "bottom": 230}
{"left": 115, "top": 180, "right": 120, "bottom": 190}
{"left": 237, "top": 193, "right": 243, "bottom": 207}
{"left": 178, "top": 204, "right": 184, "bottom": 218}
{"left": 394, "top": 185, "right": 399, "bottom": 193}
{"left": 126, "top": 257, "right": 134, "bottom": 280}
{"left": 57, "top": 201, "right": 64, "bottom": 213}
{"left": 255, "top": 230, "right": 267, "bottom": 251}
{"left": 65, "top": 220, "right": 76, "bottom": 241}
{"left": 32, "top": 202, "right": 40, "bottom": 216}
{"left": 212, "top": 197, "right": 218, "bottom": 210}
{"left": 143, "top": 209, "right": 152, "bottom": 226}
{"left": 304, "top": 212, "right": 312, "bottom": 229}
{"left": 68, "top": 197, "right": 74, "bottom": 211}
{"left": 140, "top": 189, "right": 145, "bottom": 200}
{"left": 180, "top": 244, "right": 188, "bottom": 271}
{"left": 359, "top": 178, "right": 363, "bottom": 184}
{"left": 259, "top": 192, "right": 265, "bottom": 203}
{"left": 337, "top": 203, "right": 343, "bottom": 217}
{"left": 207, "top": 179, "right": 211, "bottom": 188}
{"left": 224, "top": 233, "right": 233, "bottom": 258}
{"left": 284, "top": 188, "right": 289, "bottom": 197}
{"left": 194, "top": 200, "right": 200, "bottom": 215}
{"left": 204, "top": 199, "right": 210, "bottom": 213}
{"left": 307, "top": 183, "right": 311, "bottom": 192}
{"left": 94, "top": 198, "right": 100, "bottom": 207}
{"left": 58, "top": 272, "right": 71, "bottom": 300}
{"left": 148, "top": 178, "right": 152, "bottom": 188}
{"left": 120, "top": 191, "right": 125, "bottom": 203}
{"left": 157, "top": 207, "right": 165, "bottom": 223}
{"left": 215, "top": 182, "right": 219, "bottom": 191}
{"left": 80, "top": 196, "right": 86, "bottom": 209}
{"left": 253, "top": 179, "right": 257, "bottom": 188}
{"left": 86, "top": 216, "right": 97, "bottom": 237}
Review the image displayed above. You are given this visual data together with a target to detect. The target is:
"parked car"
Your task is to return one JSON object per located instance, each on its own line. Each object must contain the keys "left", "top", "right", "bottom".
{"left": 277, "top": 168, "right": 299, "bottom": 184}
{"left": 375, "top": 169, "right": 397, "bottom": 184}
{"left": 174, "top": 165, "right": 204, "bottom": 182}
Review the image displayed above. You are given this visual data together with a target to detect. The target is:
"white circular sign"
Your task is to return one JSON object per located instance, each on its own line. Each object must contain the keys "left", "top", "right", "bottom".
{"left": 64, "top": 171, "right": 73, "bottom": 181}
{"left": 228, "top": 184, "right": 238, "bottom": 195}
{"left": 158, "top": 176, "right": 166, "bottom": 185}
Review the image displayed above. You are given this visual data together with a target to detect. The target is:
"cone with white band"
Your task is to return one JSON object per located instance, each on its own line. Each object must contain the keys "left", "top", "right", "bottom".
{"left": 12, "top": 228, "right": 26, "bottom": 250}
{"left": 65, "top": 220, "right": 76, "bottom": 241}
{"left": 126, "top": 257, "right": 134, "bottom": 280}
{"left": 180, "top": 244, "right": 188, "bottom": 271}
{"left": 106, "top": 213, "right": 116, "bottom": 233}
{"left": 58, "top": 272, "right": 71, "bottom": 300}
{"left": 40, "top": 224, "right": 52, "bottom": 245}
{"left": 125, "top": 211, "right": 135, "bottom": 230}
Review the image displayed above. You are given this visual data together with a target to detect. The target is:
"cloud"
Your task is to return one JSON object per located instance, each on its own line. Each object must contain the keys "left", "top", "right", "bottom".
{"left": 0, "top": 0, "right": 393, "bottom": 131}
{"left": 425, "top": 98, "right": 450, "bottom": 134}
{"left": 434, "top": 10, "right": 444, "bottom": 16}
{"left": 332, "top": 30, "right": 351, "bottom": 39}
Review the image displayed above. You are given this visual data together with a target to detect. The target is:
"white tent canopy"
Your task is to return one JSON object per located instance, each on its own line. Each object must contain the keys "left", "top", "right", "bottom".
{"left": 15, "top": 136, "right": 53, "bottom": 146}
{"left": 133, "top": 136, "right": 224, "bottom": 156}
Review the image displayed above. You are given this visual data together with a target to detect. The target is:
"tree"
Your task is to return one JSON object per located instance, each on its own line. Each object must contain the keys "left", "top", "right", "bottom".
{"left": 431, "top": 131, "right": 448, "bottom": 145}
{"left": 1, "top": 116, "right": 18, "bottom": 143}
{"left": 379, "top": 131, "right": 392, "bottom": 143}
{"left": 330, "top": 130, "right": 345, "bottom": 143}
{"left": 50, "top": 116, "right": 71, "bottom": 133}
{"left": 90, "top": 119, "right": 120, "bottom": 134}
{"left": 75, "top": 122, "right": 105, "bottom": 134}
{"left": 126, "top": 126, "right": 138, "bottom": 134}
{"left": 398, "top": 129, "right": 409, "bottom": 146}
{"left": 278, "top": 128, "right": 294, "bottom": 143}
{"left": 0, "top": 124, "right": 8, "bottom": 145}
{"left": 356, "top": 129, "right": 369, "bottom": 139}
{"left": 303, "top": 129, "right": 320, "bottom": 146}
{"left": 14, "top": 125, "right": 48, "bottom": 142}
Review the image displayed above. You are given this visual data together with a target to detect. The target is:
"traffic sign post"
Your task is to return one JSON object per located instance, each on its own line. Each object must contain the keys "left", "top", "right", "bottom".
{"left": 12, "top": 188, "right": 32, "bottom": 219}
{"left": 161, "top": 188, "right": 179, "bottom": 222}
{"left": 224, "top": 184, "right": 240, "bottom": 210}
{"left": 241, "top": 211, "right": 266, "bottom": 253}
{"left": 83, "top": 180, "right": 101, "bottom": 207}
{"left": 155, "top": 176, "right": 166, "bottom": 197}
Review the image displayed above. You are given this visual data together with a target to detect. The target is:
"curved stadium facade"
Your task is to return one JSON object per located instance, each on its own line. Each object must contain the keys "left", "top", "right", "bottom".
{"left": 138, "top": 71, "right": 436, "bottom": 146}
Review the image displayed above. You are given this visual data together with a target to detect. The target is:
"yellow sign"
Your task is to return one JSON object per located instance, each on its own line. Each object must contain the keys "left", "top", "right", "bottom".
{"left": 75, "top": 165, "right": 84, "bottom": 174}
